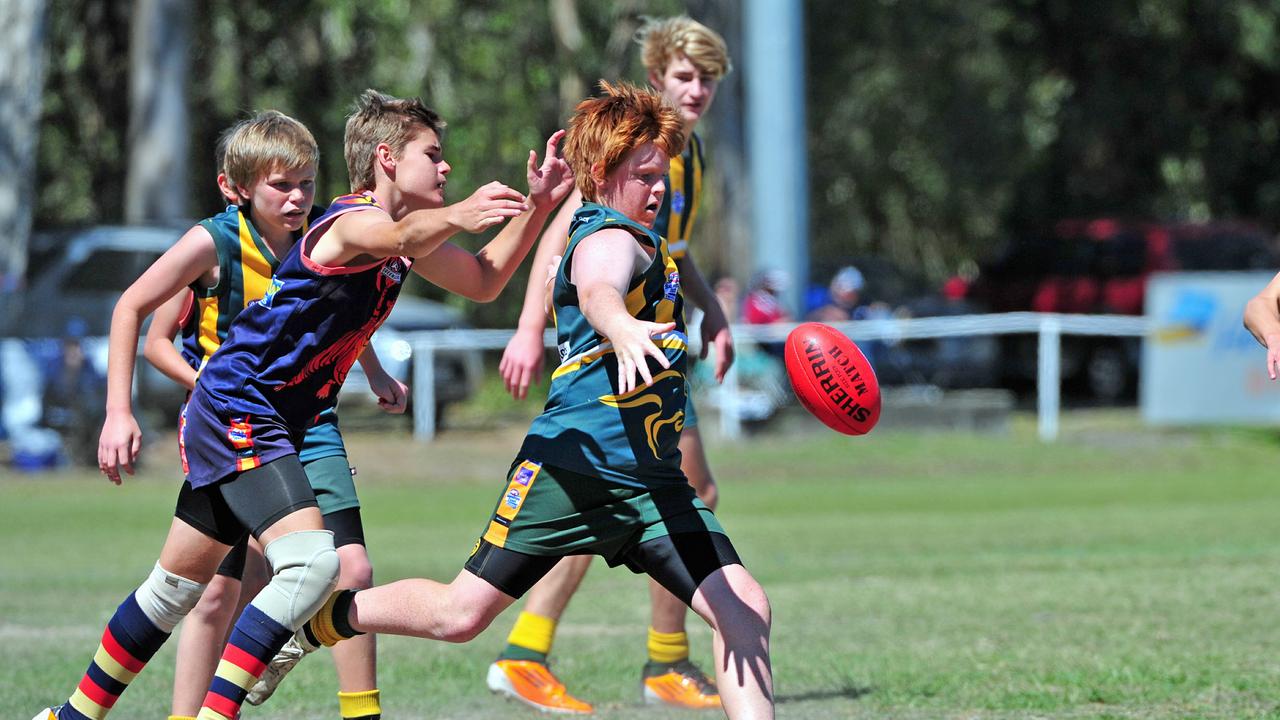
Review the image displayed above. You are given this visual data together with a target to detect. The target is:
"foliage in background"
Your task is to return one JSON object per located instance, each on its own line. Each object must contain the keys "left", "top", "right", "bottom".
{"left": 35, "top": 0, "right": 131, "bottom": 226}
{"left": 807, "top": 1, "right": 1280, "bottom": 283}
{"left": 33, "top": 1, "right": 1280, "bottom": 313}
{"left": 34, "top": 0, "right": 684, "bottom": 324}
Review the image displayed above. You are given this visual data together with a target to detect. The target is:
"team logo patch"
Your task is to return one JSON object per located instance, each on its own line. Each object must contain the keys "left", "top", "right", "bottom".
{"left": 514, "top": 465, "right": 535, "bottom": 486}
{"left": 381, "top": 258, "right": 405, "bottom": 283}
{"left": 672, "top": 190, "right": 686, "bottom": 215}
{"left": 259, "top": 277, "right": 283, "bottom": 308}
{"left": 504, "top": 487, "right": 524, "bottom": 509}
{"left": 664, "top": 271, "right": 681, "bottom": 302}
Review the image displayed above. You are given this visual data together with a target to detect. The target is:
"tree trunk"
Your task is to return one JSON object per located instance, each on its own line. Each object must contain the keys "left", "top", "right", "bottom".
{"left": 125, "top": 0, "right": 191, "bottom": 223}
{"left": 0, "top": 0, "right": 48, "bottom": 287}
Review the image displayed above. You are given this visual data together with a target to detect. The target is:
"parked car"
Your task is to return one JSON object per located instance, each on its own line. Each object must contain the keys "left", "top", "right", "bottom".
{"left": 970, "top": 218, "right": 1279, "bottom": 400}
{"left": 0, "top": 225, "right": 479, "bottom": 432}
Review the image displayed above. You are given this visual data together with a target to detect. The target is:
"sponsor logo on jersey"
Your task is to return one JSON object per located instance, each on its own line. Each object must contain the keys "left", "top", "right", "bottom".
{"left": 259, "top": 277, "right": 284, "bottom": 308}
{"left": 504, "top": 487, "right": 524, "bottom": 509}
{"left": 664, "top": 271, "right": 681, "bottom": 302}
{"left": 672, "top": 190, "right": 686, "bottom": 215}
{"left": 514, "top": 465, "right": 535, "bottom": 486}
{"left": 381, "top": 258, "right": 405, "bottom": 283}
{"left": 558, "top": 341, "right": 571, "bottom": 363}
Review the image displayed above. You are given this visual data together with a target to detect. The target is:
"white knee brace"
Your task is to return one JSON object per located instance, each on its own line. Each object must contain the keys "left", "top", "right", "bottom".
{"left": 257, "top": 530, "right": 341, "bottom": 629}
{"left": 135, "top": 562, "right": 206, "bottom": 633}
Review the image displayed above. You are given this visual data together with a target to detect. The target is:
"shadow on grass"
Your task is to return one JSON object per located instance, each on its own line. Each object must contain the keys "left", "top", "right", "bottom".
{"left": 776, "top": 684, "right": 873, "bottom": 704}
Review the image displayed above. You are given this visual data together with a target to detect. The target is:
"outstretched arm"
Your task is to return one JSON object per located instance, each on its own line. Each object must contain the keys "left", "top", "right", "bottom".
{"left": 100, "top": 226, "right": 217, "bottom": 483}
{"left": 498, "top": 186, "right": 583, "bottom": 399}
{"left": 573, "top": 228, "right": 676, "bottom": 396}
{"left": 1244, "top": 270, "right": 1280, "bottom": 379}
{"left": 413, "top": 130, "right": 574, "bottom": 302}
{"left": 314, "top": 183, "right": 531, "bottom": 268}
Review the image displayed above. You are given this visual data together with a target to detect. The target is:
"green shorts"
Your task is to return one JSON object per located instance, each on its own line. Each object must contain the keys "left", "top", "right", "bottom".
{"left": 684, "top": 389, "right": 699, "bottom": 429}
{"left": 478, "top": 459, "right": 726, "bottom": 566}
{"left": 304, "top": 454, "right": 360, "bottom": 516}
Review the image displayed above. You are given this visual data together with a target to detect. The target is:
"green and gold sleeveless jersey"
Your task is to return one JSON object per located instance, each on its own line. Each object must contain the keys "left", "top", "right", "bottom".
{"left": 651, "top": 132, "right": 703, "bottom": 261}
{"left": 181, "top": 205, "right": 287, "bottom": 371}
{"left": 181, "top": 204, "right": 343, "bottom": 460}
{"left": 519, "top": 203, "right": 689, "bottom": 488}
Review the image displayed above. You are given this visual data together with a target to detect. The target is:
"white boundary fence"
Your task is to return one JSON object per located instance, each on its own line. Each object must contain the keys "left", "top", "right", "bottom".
{"left": 405, "top": 312, "right": 1150, "bottom": 443}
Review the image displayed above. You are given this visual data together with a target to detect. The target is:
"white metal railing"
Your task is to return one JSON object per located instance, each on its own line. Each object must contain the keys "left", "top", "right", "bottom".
{"left": 404, "top": 312, "right": 1151, "bottom": 442}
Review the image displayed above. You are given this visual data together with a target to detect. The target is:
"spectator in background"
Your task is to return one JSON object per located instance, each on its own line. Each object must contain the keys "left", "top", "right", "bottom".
{"left": 41, "top": 316, "right": 104, "bottom": 467}
{"left": 807, "top": 265, "right": 865, "bottom": 322}
{"left": 743, "top": 269, "right": 790, "bottom": 361}
{"left": 743, "top": 268, "right": 791, "bottom": 325}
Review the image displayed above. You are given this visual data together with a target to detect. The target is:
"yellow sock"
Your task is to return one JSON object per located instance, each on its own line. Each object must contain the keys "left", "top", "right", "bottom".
{"left": 309, "top": 591, "right": 348, "bottom": 647}
{"left": 338, "top": 688, "right": 382, "bottom": 719}
{"left": 648, "top": 627, "right": 689, "bottom": 665}
{"left": 507, "top": 611, "right": 557, "bottom": 656}
{"left": 168, "top": 716, "right": 197, "bottom": 720}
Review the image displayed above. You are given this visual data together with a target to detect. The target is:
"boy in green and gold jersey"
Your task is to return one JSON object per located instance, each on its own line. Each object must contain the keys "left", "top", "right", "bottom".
{"left": 493, "top": 15, "right": 735, "bottom": 711}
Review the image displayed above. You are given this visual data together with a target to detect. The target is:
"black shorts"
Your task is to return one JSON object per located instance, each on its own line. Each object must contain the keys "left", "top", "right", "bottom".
{"left": 213, "top": 499, "right": 366, "bottom": 579}
{"left": 176, "top": 455, "right": 318, "bottom": 549}
{"left": 465, "top": 531, "right": 741, "bottom": 605}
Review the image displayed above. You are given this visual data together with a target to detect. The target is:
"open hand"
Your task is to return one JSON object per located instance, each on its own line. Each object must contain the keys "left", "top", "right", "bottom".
{"left": 608, "top": 319, "right": 677, "bottom": 395}
{"left": 98, "top": 410, "right": 142, "bottom": 485}
{"left": 527, "top": 130, "right": 574, "bottom": 209}
{"left": 450, "top": 181, "right": 529, "bottom": 232}
{"left": 500, "top": 326, "right": 547, "bottom": 400}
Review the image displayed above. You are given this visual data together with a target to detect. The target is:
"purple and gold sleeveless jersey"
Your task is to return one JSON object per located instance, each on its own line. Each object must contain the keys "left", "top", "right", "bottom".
{"left": 180, "top": 192, "right": 410, "bottom": 487}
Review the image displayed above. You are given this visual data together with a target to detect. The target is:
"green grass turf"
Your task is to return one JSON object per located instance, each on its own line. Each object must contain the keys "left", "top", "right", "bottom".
{"left": 5, "top": 411, "right": 1280, "bottom": 719}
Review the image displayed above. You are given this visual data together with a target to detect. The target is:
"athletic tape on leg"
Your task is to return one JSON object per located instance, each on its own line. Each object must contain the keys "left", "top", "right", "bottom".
{"left": 257, "top": 530, "right": 340, "bottom": 629}
{"left": 136, "top": 562, "right": 207, "bottom": 632}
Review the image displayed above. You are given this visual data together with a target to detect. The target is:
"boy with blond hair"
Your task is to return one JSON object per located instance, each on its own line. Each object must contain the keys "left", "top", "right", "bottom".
{"left": 34, "top": 90, "right": 570, "bottom": 720}
{"left": 124, "top": 111, "right": 397, "bottom": 720}
{"left": 277, "top": 81, "right": 774, "bottom": 720}
{"left": 493, "top": 15, "right": 735, "bottom": 711}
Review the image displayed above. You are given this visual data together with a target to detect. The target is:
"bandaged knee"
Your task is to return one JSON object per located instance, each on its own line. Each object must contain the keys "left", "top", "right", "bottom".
{"left": 256, "top": 529, "right": 340, "bottom": 629}
{"left": 135, "top": 562, "right": 206, "bottom": 633}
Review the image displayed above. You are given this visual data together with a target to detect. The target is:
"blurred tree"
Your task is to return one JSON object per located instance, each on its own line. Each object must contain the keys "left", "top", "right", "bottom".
{"left": 806, "top": 0, "right": 1280, "bottom": 288}
{"left": 0, "top": 0, "right": 47, "bottom": 286}
{"left": 34, "top": 0, "right": 131, "bottom": 228}
{"left": 33, "top": 1, "right": 1280, "bottom": 318}
{"left": 125, "top": 0, "right": 191, "bottom": 222}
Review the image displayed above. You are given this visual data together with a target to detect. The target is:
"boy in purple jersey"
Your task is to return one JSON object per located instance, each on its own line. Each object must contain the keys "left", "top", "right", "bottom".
{"left": 33, "top": 89, "right": 572, "bottom": 720}
{"left": 140, "top": 113, "right": 398, "bottom": 720}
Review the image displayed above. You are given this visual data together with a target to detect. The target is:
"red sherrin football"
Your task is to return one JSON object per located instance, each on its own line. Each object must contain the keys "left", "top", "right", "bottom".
{"left": 784, "top": 322, "right": 881, "bottom": 435}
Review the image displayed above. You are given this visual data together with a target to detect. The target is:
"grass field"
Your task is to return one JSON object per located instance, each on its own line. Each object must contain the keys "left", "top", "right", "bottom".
{"left": 5, "top": 410, "right": 1280, "bottom": 719}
